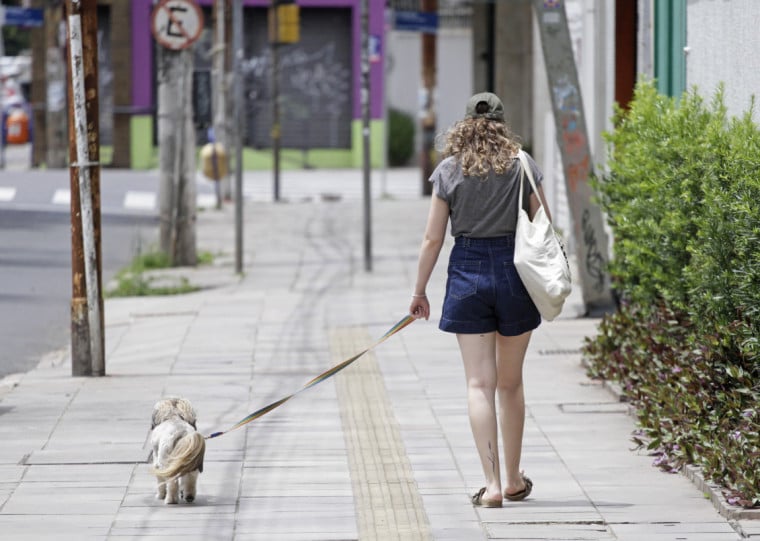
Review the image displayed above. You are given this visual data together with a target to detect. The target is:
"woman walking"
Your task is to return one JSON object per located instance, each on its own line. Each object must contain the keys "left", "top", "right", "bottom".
{"left": 409, "top": 92, "right": 550, "bottom": 508}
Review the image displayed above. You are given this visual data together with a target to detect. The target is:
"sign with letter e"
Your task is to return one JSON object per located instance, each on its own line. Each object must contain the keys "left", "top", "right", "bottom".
{"left": 151, "top": 0, "right": 204, "bottom": 51}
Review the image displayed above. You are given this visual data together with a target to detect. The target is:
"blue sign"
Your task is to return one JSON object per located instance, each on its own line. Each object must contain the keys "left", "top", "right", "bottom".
{"left": 369, "top": 34, "right": 382, "bottom": 64}
{"left": 0, "top": 7, "right": 44, "bottom": 28}
{"left": 394, "top": 11, "right": 438, "bottom": 34}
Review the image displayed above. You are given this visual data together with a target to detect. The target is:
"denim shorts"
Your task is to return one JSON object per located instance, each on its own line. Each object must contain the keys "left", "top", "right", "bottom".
{"left": 439, "top": 235, "right": 541, "bottom": 336}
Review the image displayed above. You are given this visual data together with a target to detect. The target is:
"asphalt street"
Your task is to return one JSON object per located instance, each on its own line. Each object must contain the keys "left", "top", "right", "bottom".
{"left": 0, "top": 207, "right": 157, "bottom": 376}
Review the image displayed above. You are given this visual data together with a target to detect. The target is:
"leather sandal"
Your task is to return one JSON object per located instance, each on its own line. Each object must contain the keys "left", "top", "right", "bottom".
{"left": 504, "top": 473, "right": 533, "bottom": 501}
{"left": 471, "top": 487, "right": 503, "bottom": 508}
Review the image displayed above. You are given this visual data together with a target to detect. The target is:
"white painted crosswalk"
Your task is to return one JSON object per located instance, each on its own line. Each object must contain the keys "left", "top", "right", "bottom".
{"left": 196, "top": 193, "right": 218, "bottom": 209}
{"left": 0, "top": 187, "right": 16, "bottom": 202}
{"left": 0, "top": 187, "right": 219, "bottom": 213}
{"left": 0, "top": 167, "right": 422, "bottom": 213}
{"left": 51, "top": 189, "right": 71, "bottom": 205}
{"left": 123, "top": 191, "right": 156, "bottom": 211}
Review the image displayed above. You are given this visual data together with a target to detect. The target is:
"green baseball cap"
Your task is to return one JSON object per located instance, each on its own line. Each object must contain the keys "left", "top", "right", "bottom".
{"left": 465, "top": 92, "right": 505, "bottom": 122}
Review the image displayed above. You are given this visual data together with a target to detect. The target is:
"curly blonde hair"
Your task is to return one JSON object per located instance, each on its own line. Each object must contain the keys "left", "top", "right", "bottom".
{"left": 441, "top": 118, "right": 521, "bottom": 177}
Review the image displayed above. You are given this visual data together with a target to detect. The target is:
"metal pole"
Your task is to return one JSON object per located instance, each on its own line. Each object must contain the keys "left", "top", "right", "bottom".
{"left": 271, "top": 2, "right": 281, "bottom": 202}
{"left": 212, "top": 0, "right": 230, "bottom": 203}
{"left": 380, "top": 8, "right": 389, "bottom": 197}
{"left": 361, "top": 0, "right": 372, "bottom": 271}
{"left": 233, "top": 0, "right": 244, "bottom": 274}
{"left": 67, "top": 0, "right": 104, "bottom": 375}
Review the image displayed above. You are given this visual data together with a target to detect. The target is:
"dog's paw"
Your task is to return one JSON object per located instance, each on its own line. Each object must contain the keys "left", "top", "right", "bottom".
{"left": 164, "top": 496, "right": 178, "bottom": 505}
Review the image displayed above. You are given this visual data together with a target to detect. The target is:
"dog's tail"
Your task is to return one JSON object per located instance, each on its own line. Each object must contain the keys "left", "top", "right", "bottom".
{"left": 152, "top": 432, "right": 205, "bottom": 479}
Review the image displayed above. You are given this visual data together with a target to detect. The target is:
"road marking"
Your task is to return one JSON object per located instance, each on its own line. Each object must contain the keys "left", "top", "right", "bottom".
{"left": 0, "top": 187, "right": 17, "bottom": 202}
{"left": 124, "top": 190, "right": 156, "bottom": 211}
{"left": 52, "top": 189, "right": 70, "bottom": 205}
{"left": 331, "top": 327, "right": 433, "bottom": 540}
{"left": 196, "top": 193, "right": 217, "bottom": 209}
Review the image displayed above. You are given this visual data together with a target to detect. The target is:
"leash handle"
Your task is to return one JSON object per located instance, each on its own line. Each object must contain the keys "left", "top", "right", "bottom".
{"left": 205, "top": 315, "right": 415, "bottom": 439}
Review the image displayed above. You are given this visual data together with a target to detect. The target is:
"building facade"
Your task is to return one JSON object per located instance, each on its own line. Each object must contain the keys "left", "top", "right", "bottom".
{"left": 32, "top": 0, "right": 386, "bottom": 169}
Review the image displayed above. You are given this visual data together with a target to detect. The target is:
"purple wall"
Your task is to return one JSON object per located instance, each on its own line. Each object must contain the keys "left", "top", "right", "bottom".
{"left": 131, "top": 0, "right": 385, "bottom": 120}
{"left": 132, "top": 0, "right": 154, "bottom": 112}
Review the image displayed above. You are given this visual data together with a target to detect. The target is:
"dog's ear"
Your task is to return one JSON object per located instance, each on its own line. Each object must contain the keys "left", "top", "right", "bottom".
{"left": 151, "top": 408, "right": 161, "bottom": 430}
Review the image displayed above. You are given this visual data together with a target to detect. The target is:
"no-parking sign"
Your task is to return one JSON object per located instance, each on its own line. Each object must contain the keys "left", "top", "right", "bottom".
{"left": 151, "top": 0, "right": 204, "bottom": 51}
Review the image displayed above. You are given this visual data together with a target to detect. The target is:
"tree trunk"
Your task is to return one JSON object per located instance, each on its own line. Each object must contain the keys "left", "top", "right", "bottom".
{"left": 157, "top": 47, "right": 197, "bottom": 266}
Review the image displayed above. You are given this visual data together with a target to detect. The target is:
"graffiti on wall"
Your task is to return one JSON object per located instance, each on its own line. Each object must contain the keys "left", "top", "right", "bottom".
{"left": 552, "top": 74, "right": 589, "bottom": 194}
{"left": 553, "top": 74, "right": 608, "bottom": 291}
{"left": 241, "top": 42, "right": 351, "bottom": 149}
{"left": 581, "top": 209, "right": 606, "bottom": 292}
{"left": 242, "top": 8, "right": 352, "bottom": 150}
{"left": 243, "top": 42, "right": 350, "bottom": 115}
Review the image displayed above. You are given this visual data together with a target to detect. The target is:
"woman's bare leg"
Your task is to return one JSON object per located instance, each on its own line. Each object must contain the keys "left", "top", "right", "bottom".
{"left": 457, "top": 332, "right": 501, "bottom": 501}
{"left": 496, "top": 330, "right": 532, "bottom": 495}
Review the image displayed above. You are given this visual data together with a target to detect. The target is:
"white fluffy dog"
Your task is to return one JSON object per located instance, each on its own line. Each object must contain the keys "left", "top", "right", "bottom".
{"left": 150, "top": 397, "right": 206, "bottom": 504}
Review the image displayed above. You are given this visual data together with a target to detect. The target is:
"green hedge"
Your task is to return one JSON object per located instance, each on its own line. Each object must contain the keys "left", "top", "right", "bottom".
{"left": 387, "top": 108, "right": 415, "bottom": 167}
{"left": 583, "top": 81, "right": 759, "bottom": 507}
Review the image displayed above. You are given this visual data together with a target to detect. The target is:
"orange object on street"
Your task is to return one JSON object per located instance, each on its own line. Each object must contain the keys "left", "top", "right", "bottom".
{"left": 6, "top": 108, "right": 29, "bottom": 145}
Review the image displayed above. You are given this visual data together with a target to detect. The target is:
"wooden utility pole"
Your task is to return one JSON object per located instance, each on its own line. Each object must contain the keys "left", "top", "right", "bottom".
{"left": 65, "top": 0, "right": 104, "bottom": 376}
{"left": 29, "top": 0, "right": 47, "bottom": 167}
{"left": 420, "top": 0, "right": 437, "bottom": 196}
{"left": 153, "top": 0, "right": 202, "bottom": 267}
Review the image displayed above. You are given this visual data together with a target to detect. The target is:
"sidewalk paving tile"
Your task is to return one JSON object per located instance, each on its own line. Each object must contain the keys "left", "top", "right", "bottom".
{"left": 0, "top": 171, "right": 752, "bottom": 540}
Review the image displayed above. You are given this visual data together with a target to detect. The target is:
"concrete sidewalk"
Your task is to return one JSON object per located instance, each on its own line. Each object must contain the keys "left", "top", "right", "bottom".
{"left": 0, "top": 170, "right": 755, "bottom": 540}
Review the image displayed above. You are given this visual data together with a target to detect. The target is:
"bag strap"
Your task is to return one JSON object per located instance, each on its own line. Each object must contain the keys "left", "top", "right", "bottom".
{"left": 517, "top": 149, "right": 544, "bottom": 215}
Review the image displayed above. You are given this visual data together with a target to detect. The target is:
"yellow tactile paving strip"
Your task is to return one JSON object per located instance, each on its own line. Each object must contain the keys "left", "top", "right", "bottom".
{"left": 331, "top": 327, "right": 433, "bottom": 541}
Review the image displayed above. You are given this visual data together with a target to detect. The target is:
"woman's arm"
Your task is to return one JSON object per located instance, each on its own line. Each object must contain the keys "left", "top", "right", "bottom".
{"left": 410, "top": 194, "right": 450, "bottom": 320}
{"left": 529, "top": 185, "right": 553, "bottom": 222}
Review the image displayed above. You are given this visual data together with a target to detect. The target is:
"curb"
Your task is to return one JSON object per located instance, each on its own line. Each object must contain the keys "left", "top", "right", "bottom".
{"left": 580, "top": 358, "right": 759, "bottom": 523}
{"left": 0, "top": 348, "right": 69, "bottom": 402}
{"left": 682, "top": 465, "right": 760, "bottom": 521}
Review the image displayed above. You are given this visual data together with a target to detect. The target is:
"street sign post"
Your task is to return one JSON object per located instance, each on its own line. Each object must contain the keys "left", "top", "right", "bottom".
{"left": 151, "top": 0, "right": 204, "bottom": 51}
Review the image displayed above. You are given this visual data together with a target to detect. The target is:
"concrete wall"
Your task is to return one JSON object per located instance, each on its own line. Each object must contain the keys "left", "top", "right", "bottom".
{"left": 493, "top": 0, "right": 534, "bottom": 149}
{"left": 110, "top": 0, "right": 132, "bottom": 167}
{"left": 470, "top": 0, "right": 533, "bottom": 149}
{"left": 386, "top": 28, "right": 473, "bottom": 161}
{"left": 686, "top": 0, "right": 760, "bottom": 119}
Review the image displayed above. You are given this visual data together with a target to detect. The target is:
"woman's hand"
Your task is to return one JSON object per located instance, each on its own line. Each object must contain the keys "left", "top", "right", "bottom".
{"left": 409, "top": 295, "right": 430, "bottom": 320}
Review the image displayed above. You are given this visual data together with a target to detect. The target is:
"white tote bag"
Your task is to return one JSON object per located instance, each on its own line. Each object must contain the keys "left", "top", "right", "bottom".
{"left": 514, "top": 150, "right": 572, "bottom": 321}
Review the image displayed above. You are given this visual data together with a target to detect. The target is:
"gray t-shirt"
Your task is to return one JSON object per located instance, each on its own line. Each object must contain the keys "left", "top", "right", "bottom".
{"left": 429, "top": 152, "right": 544, "bottom": 238}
